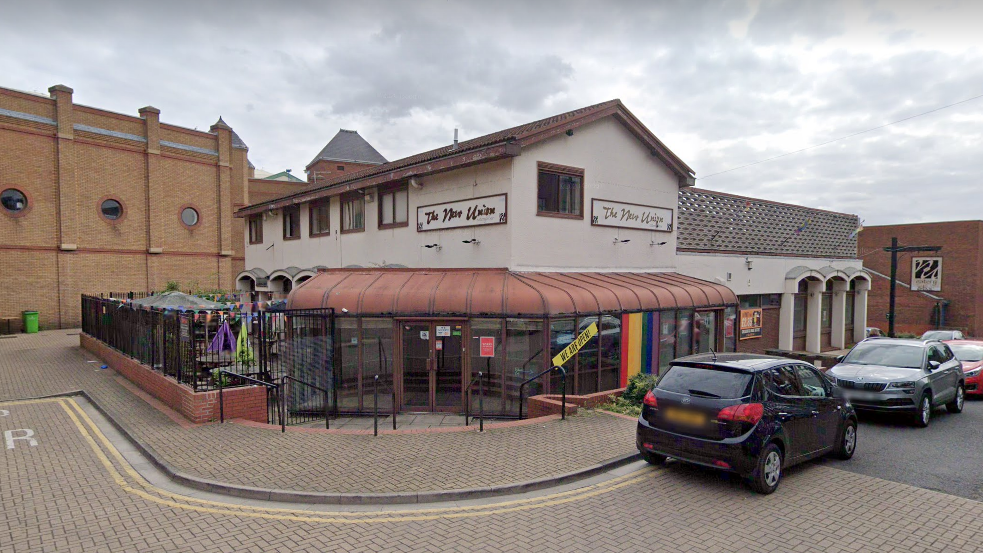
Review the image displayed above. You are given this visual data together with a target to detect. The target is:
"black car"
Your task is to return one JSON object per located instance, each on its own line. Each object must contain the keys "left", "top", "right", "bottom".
{"left": 636, "top": 353, "right": 857, "bottom": 494}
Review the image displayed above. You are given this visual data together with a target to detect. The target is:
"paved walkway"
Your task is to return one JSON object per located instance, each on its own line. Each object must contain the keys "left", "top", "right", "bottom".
{"left": 0, "top": 331, "right": 636, "bottom": 496}
{"left": 4, "top": 393, "right": 982, "bottom": 552}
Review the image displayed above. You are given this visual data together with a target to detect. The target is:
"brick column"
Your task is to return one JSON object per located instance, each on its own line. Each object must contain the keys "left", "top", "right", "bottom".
{"left": 806, "top": 280, "right": 824, "bottom": 353}
{"left": 141, "top": 106, "right": 163, "bottom": 257}
{"left": 210, "top": 119, "right": 234, "bottom": 260}
{"left": 50, "top": 85, "right": 77, "bottom": 251}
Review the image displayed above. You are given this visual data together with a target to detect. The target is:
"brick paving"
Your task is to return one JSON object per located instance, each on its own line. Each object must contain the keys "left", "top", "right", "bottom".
{"left": 3, "top": 395, "right": 982, "bottom": 552}
{"left": 0, "top": 331, "right": 636, "bottom": 494}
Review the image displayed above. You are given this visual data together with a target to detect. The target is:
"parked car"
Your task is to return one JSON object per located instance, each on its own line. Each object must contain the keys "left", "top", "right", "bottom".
{"left": 865, "top": 327, "right": 883, "bottom": 338}
{"left": 827, "top": 338, "right": 965, "bottom": 427}
{"left": 636, "top": 353, "right": 857, "bottom": 495}
{"left": 921, "top": 329, "right": 965, "bottom": 341}
{"left": 945, "top": 340, "right": 983, "bottom": 397}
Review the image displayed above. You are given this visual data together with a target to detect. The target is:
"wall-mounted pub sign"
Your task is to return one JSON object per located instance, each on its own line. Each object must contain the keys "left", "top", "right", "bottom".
{"left": 911, "top": 257, "right": 942, "bottom": 291}
{"left": 417, "top": 193, "right": 507, "bottom": 232}
{"left": 739, "top": 308, "right": 762, "bottom": 340}
{"left": 590, "top": 199, "right": 673, "bottom": 232}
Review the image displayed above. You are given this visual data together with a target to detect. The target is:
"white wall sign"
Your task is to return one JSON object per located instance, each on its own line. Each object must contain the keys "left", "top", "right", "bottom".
{"left": 436, "top": 325, "right": 451, "bottom": 337}
{"left": 591, "top": 199, "right": 673, "bottom": 232}
{"left": 417, "top": 194, "right": 507, "bottom": 232}
{"left": 912, "top": 257, "right": 942, "bottom": 291}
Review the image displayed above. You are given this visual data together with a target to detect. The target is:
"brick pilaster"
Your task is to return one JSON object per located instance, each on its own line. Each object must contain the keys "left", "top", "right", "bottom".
{"left": 140, "top": 106, "right": 163, "bottom": 257}
{"left": 210, "top": 119, "right": 234, "bottom": 258}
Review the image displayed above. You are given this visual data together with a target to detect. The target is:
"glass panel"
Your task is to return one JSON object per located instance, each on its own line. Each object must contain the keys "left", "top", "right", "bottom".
{"left": 537, "top": 172, "right": 559, "bottom": 212}
{"left": 793, "top": 295, "right": 807, "bottom": 333}
{"left": 739, "top": 295, "right": 760, "bottom": 310}
{"left": 181, "top": 207, "right": 198, "bottom": 226}
{"left": 599, "top": 315, "right": 621, "bottom": 391}
{"left": 558, "top": 175, "right": 581, "bottom": 215}
{"left": 676, "top": 310, "right": 693, "bottom": 358}
{"left": 507, "top": 319, "right": 545, "bottom": 417}
{"left": 1, "top": 188, "right": 27, "bottom": 212}
{"left": 695, "top": 311, "right": 717, "bottom": 354}
{"left": 548, "top": 318, "right": 575, "bottom": 397}
{"left": 343, "top": 197, "right": 364, "bottom": 230}
{"left": 658, "top": 365, "right": 753, "bottom": 399}
{"left": 576, "top": 316, "right": 599, "bottom": 395}
{"left": 101, "top": 199, "right": 122, "bottom": 220}
{"left": 361, "top": 319, "right": 394, "bottom": 412}
{"left": 394, "top": 189, "right": 408, "bottom": 223}
{"left": 381, "top": 193, "right": 394, "bottom": 225}
{"left": 401, "top": 323, "right": 431, "bottom": 410}
{"left": 659, "top": 310, "right": 676, "bottom": 376}
{"left": 434, "top": 322, "right": 463, "bottom": 409}
{"left": 845, "top": 292, "right": 855, "bottom": 327}
{"left": 336, "top": 318, "right": 359, "bottom": 412}
{"left": 470, "top": 320, "right": 503, "bottom": 416}
{"left": 311, "top": 203, "right": 329, "bottom": 234}
{"left": 821, "top": 294, "right": 831, "bottom": 330}
{"left": 724, "top": 307, "right": 737, "bottom": 353}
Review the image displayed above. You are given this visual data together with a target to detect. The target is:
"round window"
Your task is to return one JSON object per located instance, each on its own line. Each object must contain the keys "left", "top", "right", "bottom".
{"left": 1, "top": 188, "right": 27, "bottom": 213}
{"left": 101, "top": 199, "right": 123, "bottom": 220}
{"left": 181, "top": 207, "right": 199, "bottom": 227}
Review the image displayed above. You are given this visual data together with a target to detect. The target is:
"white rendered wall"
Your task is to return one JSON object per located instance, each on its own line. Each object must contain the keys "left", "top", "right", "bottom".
{"left": 674, "top": 253, "right": 864, "bottom": 295}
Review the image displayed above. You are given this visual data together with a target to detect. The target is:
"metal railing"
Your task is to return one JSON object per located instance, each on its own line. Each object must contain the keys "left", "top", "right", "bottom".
{"left": 465, "top": 371, "right": 486, "bottom": 432}
{"left": 217, "top": 370, "right": 280, "bottom": 424}
{"left": 373, "top": 375, "right": 397, "bottom": 436}
{"left": 518, "top": 365, "right": 567, "bottom": 420}
{"left": 280, "top": 375, "right": 332, "bottom": 433}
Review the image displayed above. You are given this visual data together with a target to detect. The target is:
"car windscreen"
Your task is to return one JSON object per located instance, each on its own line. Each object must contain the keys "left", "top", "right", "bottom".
{"left": 842, "top": 343, "right": 924, "bottom": 369}
{"left": 948, "top": 344, "right": 983, "bottom": 362}
{"left": 921, "top": 331, "right": 951, "bottom": 340}
{"left": 657, "top": 365, "right": 753, "bottom": 399}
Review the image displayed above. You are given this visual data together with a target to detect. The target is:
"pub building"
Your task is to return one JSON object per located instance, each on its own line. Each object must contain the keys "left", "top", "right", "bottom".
{"left": 235, "top": 100, "right": 866, "bottom": 417}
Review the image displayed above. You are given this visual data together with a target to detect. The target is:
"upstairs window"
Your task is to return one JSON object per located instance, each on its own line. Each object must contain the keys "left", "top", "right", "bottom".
{"left": 248, "top": 215, "right": 263, "bottom": 244}
{"left": 379, "top": 185, "right": 408, "bottom": 228}
{"left": 283, "top": 205, "right": 300, "bottom": 240}
{"left": 309, "top": 200, "right": 330, "bottom": 236}
{"left": 342, "top": 192, "right": 365, "bottom": 233}
{"left": 537, "top": 162, "right": 583, "bottom": 218}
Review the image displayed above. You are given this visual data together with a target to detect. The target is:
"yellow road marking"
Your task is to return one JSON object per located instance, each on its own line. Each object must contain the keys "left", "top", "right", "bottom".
{"left": 8, "top": 396, "right": 654, "bottom": 524}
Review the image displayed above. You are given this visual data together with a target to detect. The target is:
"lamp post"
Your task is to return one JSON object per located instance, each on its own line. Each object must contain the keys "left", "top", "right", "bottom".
{"left": 883, "top": 237, "right": 941, "bottom": 337}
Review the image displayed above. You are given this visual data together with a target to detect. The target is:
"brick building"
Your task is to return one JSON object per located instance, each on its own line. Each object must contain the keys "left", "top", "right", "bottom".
{"left": 0, "top": 83, "right": 295, "bottom": 329}
{"left": 304, "top": 129, "right": 387, "bottom": 185}
{"left": 859, "top": 221, "right": 981, "bottom": 337}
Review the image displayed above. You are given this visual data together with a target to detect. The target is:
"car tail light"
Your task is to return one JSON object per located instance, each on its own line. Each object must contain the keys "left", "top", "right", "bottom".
{"left": 713, "top": 460, "right": 731, "bottom": 469}
{"left": 717, "top": 403, "right": 763, "bottom": 424}
{"left": 643, "top": 390, "right": 658, "bottom": 408}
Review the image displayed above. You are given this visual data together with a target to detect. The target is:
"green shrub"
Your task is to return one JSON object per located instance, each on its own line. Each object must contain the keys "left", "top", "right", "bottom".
{"left": 163, "top": 280, "right": 181, "bottom": 293}
{"left": 622, "top": 372, "right": 659, "bottom": 404}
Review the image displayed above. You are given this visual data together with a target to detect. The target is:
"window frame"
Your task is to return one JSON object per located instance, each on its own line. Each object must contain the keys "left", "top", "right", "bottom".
{"left": 341, "top": 191, "right": 366, "bottom": 234}
{"left": 377, "top": 184, "right": 409, "bottom": 229}
{"left": 178, "top": 204, "right": 200, "bottom": 229}
{"left": 536, "top": 161, "right": 585, "bottom": 219}
{"left": 0, "top": 187, "right": 31, "bottom": 218}
{"left": 309, "top": 199, "right": 331, "bottom": 237}
{"left": 98, "top": 196, "right": 126, "bottom": 224}
{"left": 282, "top": 205, "right": 301, "bottom": 241}
{"left": 248, "top": 214, "right": 264, "bottom": 244}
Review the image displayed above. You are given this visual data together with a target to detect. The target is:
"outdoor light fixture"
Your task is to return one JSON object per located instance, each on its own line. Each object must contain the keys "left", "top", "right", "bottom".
{"left": 565, "top": 129, "right": 574, "bottom": 136}
{"left": 462, "top": 239, "right": 481, "bottom": 245}
{"left": 423, "top": 244, "right": 442, "bottom": 251}
{"left": 613, "top": 238, "right": 630, "bottom": 244}
{"left": 745, "top": 257, "right": 753, "bottom": 270}
{"left": 650, "top": 240, "right": 667, "bottom": 246}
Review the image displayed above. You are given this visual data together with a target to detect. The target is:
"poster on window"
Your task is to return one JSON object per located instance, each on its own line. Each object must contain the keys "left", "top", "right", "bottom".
{"left": 739, "top": 308, "right": 762, "bottom": 340}
{"left": 911, "top": 257, "right": 942, "bottom": 291}
{"left": 417, "top": 193, "right": 507, "bottom": 232}
{"left": 590, "top": 199, "right": 673, "bottom": 232}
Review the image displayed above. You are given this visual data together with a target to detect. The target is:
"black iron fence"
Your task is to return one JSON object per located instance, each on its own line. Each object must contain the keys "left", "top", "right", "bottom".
{"left": 81, "top": 295, "right": 335, "bottom": 426}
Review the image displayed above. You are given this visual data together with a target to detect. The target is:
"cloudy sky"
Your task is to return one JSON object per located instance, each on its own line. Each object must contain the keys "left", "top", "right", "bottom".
{"left": 2, "top": 0, "right": 980, "bottom": 225}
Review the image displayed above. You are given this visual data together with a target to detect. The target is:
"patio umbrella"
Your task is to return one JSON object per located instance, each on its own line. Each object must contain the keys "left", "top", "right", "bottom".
{"left": 236, "top": 324, "right": 255, "bottom": 365}
{"left": 208, "top": 320, "right": 236, "bottom": 353}
{"left": 130, "top": 291, "right": 227, "bottom": 310}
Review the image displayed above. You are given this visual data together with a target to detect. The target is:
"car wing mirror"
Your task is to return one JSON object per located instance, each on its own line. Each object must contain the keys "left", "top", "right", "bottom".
{"left": 835, "top": 355, "right": 845, "bottom": 364}
{"left": 927, "top": 360, "right": 941, "bottom": 371}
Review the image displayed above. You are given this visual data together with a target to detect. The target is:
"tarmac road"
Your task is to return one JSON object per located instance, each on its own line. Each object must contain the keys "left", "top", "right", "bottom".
{"left": 820, "top": 396, "right": 983, "bottom": 501}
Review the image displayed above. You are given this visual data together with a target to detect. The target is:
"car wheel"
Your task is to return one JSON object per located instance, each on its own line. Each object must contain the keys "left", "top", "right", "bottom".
{"left": 641, "top": 451, "right": 667, "bottom": 465}
{"left": 914, "top": 394, "right": 932, "bottom": 427}
{"left": 748, "top": 443, "right": 783, "bottom": 494}
{"left": 946, "top": 385, "right": 965, "bottom": 414}
{"left": 834, "top": 419, "right": 857, "bottom": 460}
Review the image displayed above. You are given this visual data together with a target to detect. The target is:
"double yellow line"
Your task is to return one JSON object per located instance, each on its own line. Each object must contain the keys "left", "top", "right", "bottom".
{"left": 4, "top": 397, "right": 653, "bottom": 524}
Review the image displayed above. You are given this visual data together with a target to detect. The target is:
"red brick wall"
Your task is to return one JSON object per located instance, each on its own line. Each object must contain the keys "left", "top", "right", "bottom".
{"left": 736, "top": 306, "right": 780, "bottom": 354}
{"left": 80, "top": 333, "right": 267, "bottom": 424}
{"left": 527, "top": 387, "right": 627, "bottom": 418}
{"left": 306, "top": 160, "right": 379, "bottom": 184}
{"left": 860, "top": 222, "right": 982, "bottom": 336}
{"left": 0, "top": 85, "right": 249, "bottom": 329}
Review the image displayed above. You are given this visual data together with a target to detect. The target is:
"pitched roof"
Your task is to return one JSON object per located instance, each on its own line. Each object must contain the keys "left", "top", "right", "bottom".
{"left": 307, "top": 129, "right": 388, "bottom": 168}
{"left": 677, "top": 187, "right": 860, "bottom": 258}
{"left": 260, "top": 170, "right": 305, "bottom": 182}
{"left": 239, "top": 100, "right": 694, "bottom": 216}
{"left": 212, "top": 116, "right": 248, "bottom": 150}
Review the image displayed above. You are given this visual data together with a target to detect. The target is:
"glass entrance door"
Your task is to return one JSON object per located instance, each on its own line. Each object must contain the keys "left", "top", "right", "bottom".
{"left": 400, "top": 322, "right": 464, "bottom": 412}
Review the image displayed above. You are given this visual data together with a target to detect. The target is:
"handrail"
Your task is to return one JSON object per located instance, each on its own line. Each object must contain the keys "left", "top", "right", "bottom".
{"left": 518, "top": 365, "right": 567, "bottom": 421}
{"left": 464, "top": 372, "right": 485, "bottom": 432}
{"left": 217, "top": 370, "right": 279, "bottom": 424}
{"left": 280, "top": 375, "right": 332, "bottom": 433}
{"left": 373, "top": 375, "right": 397, "bottom": 436}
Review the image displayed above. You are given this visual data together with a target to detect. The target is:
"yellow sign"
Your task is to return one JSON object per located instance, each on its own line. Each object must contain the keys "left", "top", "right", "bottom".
{"left": 551, "top": 322, "right": 598, "bottom": 367}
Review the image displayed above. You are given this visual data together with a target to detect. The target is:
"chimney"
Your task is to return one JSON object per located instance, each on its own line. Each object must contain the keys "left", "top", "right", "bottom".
{"left": 453, "top": 128, "right": 458, "bottom": 150}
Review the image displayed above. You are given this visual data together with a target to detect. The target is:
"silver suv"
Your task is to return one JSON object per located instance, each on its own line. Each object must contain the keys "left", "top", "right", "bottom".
{"left": 828, "top": 338, "right": 965, "bottom": 427}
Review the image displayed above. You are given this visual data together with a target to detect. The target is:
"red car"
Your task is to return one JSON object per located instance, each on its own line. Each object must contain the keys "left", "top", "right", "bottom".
{"left": 945, "top": 340, "right": 983, "bottom": 396}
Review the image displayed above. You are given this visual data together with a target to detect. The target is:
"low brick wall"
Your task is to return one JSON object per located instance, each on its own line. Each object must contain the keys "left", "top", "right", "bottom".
{"left": 528, "top": 387, "right": 627, "bottom": 418}
{"left": 80, "top": 333, "right": 267, "bottom": 424}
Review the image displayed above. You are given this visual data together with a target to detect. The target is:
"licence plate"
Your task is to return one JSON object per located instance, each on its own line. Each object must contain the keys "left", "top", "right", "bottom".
{"left": 845, "top": 391, "right": 878, "bottom": 401}
{"left": 663, "top": 407, "right": 707, "bottom": 426}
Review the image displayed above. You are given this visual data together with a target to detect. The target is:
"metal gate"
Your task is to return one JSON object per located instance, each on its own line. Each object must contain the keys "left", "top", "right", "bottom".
{"left": 258, "top": 308, "right": 336, "bottom": 426}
